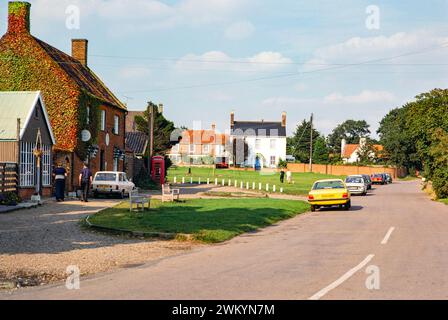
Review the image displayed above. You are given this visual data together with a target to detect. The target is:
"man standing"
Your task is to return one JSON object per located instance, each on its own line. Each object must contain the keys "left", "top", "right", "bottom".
{"left": 53, "top": 162, "right": 67, "bottom": 202}
{"left": 79, "top": 162, "right": 93, "bottom": 202}
{"left": 280, "top": 168, "right": 285, "bottom": 183}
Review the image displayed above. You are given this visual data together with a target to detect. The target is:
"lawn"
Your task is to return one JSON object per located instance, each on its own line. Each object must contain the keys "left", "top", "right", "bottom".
{"left": 89, "top": 198, "right": 310, "bottom": 243}
{"left": 440, "top": 199, "right": 448, "bottom": 205}
{"left": 167, "top": 167, "right": 345, "bottom": 196}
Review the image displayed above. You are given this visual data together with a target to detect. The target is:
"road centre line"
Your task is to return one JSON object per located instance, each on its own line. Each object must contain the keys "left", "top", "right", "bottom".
{"left": 381, "top": 227, "right": 395, "bottom": 245}
{"left": 308, "top": 254, "right": 375, "bottom": 300}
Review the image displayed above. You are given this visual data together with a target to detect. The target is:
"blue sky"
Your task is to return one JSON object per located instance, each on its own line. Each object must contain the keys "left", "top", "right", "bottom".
{"left": 1, "top": 0, "right": 448, "bottom": 137}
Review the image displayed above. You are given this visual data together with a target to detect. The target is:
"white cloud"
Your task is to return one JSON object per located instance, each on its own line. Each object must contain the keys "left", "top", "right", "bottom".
{"left": 224, "top": 20, "right": 255, "bottom": 40}
{"left": 118, "top": 66, "right": 151, "bottom": 79}
{"left": 323, "top": 90, "right": 396, "bottom": 104}
{"left": 175, "top": 51, "right": 293, "bottom": 73}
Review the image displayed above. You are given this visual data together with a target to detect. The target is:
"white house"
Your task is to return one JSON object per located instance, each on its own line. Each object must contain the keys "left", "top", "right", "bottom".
{"left": 230, "top": 112, "right": 287, "bottom": 168}
{"left": 341, "top": 138, "right": 384, "bottom": 164}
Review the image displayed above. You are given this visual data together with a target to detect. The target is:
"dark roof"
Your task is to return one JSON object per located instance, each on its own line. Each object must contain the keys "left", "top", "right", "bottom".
{"left": 231, "top": 121, "right": 286, "bottom": 137}
{"left": 126, "top": 132, "right": 148, "bottom": 155}
{"left": 33, "top": 37, "right": 126, "bottom": 110}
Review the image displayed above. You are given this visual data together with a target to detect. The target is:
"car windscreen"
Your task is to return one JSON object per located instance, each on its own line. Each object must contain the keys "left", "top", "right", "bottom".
{"left": 373, "top": 174, "right": 383, "bottom": 178}
{"left": 95, "top": 173, "right": 117, "bottom": 182}
{"left": 346, "top": 177, "right": 363, "bottom": 183}
{"left": 313, "top": 181, "right": 345, "bottom": 190}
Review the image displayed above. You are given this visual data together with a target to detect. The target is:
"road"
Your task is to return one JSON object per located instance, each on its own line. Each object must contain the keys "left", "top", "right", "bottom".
{"left": 2, "top": 180, "right": 448, "bottom": 300}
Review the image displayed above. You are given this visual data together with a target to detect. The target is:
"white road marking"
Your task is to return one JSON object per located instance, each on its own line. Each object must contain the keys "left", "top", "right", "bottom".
{"left": 308, "top": 254, "right": 375, "bottom": 300}
{"left": 381, "top": 227, "right": 395, "bottom": 245}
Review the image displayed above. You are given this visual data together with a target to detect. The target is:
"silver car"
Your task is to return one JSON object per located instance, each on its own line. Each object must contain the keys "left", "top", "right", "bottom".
{"left": 345, "top": 175, "right": 368, "bottom": 196}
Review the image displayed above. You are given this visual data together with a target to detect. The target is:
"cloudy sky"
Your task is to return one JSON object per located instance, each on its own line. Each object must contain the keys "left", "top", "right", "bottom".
{"left": 1, "top": 0, "right": 448, "bottom": 136}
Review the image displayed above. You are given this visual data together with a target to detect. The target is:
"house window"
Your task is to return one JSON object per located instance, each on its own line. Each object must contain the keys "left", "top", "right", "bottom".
{"left": 255, "top": 139, "right": 261, "bottom": 150}
{"left": 20, "top": 141, "right": 35, "bottom": 187}
{"left": 270, "top": 139, "right": 276, "bottom": 150}
{"left": 270, "top": 156, "right": 276, "bottom": 166}
{"left": 189, "top": 144, "right": 195, "bottom": 153}
{"left": 42, "top": 144, "right": 52, "bottom": 186}
{"left": 203, "top": 144, "right": 210, "bottom": 153}
{"left": 86, "top": 106, "right": 90, "bottom": 124}
{"left": 101, "top": 110, "right": 106, "bottom": 131}
{"left": 113, "top": 115, "right": 119, "bottom": 135}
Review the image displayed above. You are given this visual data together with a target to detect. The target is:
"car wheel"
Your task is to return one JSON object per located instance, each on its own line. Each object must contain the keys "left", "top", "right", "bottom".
{"left": 119, "top": 191, "right": 125, "bottom": 199}
{"left": 344, "top": 201, "right": 351, "bottom": 211}
{"left": 311, "top": 205, "right": 316, "bottom": 212}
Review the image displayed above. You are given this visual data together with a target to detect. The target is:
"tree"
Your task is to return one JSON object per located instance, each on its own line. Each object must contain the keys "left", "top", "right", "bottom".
{"left": 134, "top": 101, "right": 176, "bottom": 156}
{"left": 287, "top": 119, "right": 320, "bottom": 163}
{"left": 313, "top": 136, "right": 330, "bottom": 164}
{"left": 355, "top": 138, "right": 378, "bottom": 165}
{"left": 328, "top": 120, "right": 371, "bottom": 153}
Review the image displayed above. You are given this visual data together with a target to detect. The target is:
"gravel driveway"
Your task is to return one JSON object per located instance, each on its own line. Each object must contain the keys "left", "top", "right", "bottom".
{"left": 0, "top": 199, "right": 197, "bottom": 289}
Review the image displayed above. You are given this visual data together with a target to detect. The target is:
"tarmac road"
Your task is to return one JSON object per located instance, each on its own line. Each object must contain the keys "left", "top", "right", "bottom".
{"left": 3, "top": 180, "right": 448, "bottom": 300}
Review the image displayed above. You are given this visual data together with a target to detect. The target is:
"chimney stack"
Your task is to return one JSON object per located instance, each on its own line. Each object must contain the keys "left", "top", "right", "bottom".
{"left": 341, "top": 139, "right": 347, "bottom": 157}
{"left": 281, "top": 111, "right": 287, "bottom": 127}
{"left": 72, "top": 39, "right": 88, "bottom": 66}
{"left": 230, "top": 112, "right": 235, "bottom": 129}
{"left": 7, "top": 2, "right": 31, "bottom": 34}
{"left": 158, "top": 104, "right": 164, "bottom": 114}
{"left": 211, "top": 123, "right": 216, "bottom": 131}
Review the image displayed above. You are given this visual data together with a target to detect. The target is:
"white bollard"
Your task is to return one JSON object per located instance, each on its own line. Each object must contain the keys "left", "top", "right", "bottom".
{"left": 280, "top": 187, "right": 283, "bottom": 193}
{"left": 190, "top": 177, "right": 193, "bottom": 184}
{"left": 222, "top": 179, "right": 225, "bottom": 186}
{"left": 240, "top": 181, "right": 244, "bottom": 189}
{"left": 215, "top": 178, "right": 218, "bottom": 185}
{"left": 246, "top": 182, "right": 249, "bottom": 189}
{"left": 207, "top": 178, "right": 210, "bottom": 185}
{"left": 252, "top": 182, "right": 256, "bottom": 190}
{"left": 174, "top": 176, "right": 177, "bottom": 184}
{"left": 266, "top": 183, "right": 269, "bottom": 192}
{"left": 182, "top": 177, "right": 185, "bottom": 184}
{"left": 273, "top": 185, "right": 276, "bottom": 192}
{"left": 259, "top": 183, "right": 262, "bottom": 190}
{"left": 228, "top": 179, "right": 231, "bottom": 187}
{"left": 234, "top": 180, "right": 238, "bottom": 188}
{"left": 198, "top": 177, "right": 201, "bottom": 184}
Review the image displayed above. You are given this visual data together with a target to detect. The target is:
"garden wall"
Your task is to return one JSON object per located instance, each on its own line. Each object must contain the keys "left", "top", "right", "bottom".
{"left": 287, "top": 163, "right": 407, "bottom": 179}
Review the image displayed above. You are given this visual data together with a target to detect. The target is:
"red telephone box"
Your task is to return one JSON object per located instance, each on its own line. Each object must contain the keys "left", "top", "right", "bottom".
{"left": 151, "top": 156, "right": 165, "bottom": 185}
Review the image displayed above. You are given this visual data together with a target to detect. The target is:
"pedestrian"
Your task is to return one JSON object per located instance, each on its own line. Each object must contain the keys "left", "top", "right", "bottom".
{"left": 280, "top": 168, "right": 285, "bottom": 183}
{"left": 286, "top": 170, "right": 292, "bottom": 184}
{"left": 79, "top": 162, "right": 93, "bottom": 202}
{"left": 53, "top": 162, "right": 67, "bottom": 202}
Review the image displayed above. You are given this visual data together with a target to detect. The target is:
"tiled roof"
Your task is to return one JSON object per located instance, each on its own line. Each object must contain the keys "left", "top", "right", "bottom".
{"left": 342, "top": 144, "right": 384, "bottom": 158}
{"left": 181, "top": 130, "right": 229, "bottom": 145}
{"left": 126, "top": 131, "right": 148, "bottom": 155}
{"left": 231, "top": 121, "right": 286, "bottom": 137}
{"left": 33, "top": 37, "right": 126, "bottom": 110}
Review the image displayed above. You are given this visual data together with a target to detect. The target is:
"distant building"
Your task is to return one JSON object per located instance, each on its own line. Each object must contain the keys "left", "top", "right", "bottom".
{"left": 167, "top": 124, "right": 230, "bottom": 165}
{"left": 230, "top": 112, "right": 287, "bottom": 168}
{"left": 124, "top": 111, "right": 147, "bottom": 179}
{"left": 0, "top": 91, "right": 55, "bottom": 199}
{"left": 341, "top": 138, "right": 384, "bottom": 164}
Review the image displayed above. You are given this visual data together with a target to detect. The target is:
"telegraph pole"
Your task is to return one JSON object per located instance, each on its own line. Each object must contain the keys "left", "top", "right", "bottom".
{"left": 147, "top": 102, "right": 155, "bottom": 174}
{"left": 309, "top": 113, "right": 314, "bottom": 173}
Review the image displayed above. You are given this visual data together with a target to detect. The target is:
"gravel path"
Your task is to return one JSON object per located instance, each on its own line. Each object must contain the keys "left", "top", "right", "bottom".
{"left": 0, "top": 199, "right": 198, "bottom": 288}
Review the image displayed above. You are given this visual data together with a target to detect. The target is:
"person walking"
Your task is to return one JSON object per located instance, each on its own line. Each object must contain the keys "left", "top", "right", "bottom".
{"left": 79, "top": 162, "right": 93, "bottom": 202}
{"left": 280, "top": 168, "right": 285, "bottom": 183}
{"left": 286, "top": 170, "right": 292, "bottom": 184}
{"left": 53, "top": 163, "right": 67, "bottom": 202}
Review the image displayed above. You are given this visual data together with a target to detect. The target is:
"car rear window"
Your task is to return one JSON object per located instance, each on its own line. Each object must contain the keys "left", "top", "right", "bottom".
{"left": 373, "top": 174, "right": 383, "bottom": 178}
{"left": 313, "top": 181, "right": 345, "bottom": 190}
{"left": 95, "top": 173, "right": 117, "bottom": 182}
{"left": 346, "top": 177, "right": 363, "bottom": 183}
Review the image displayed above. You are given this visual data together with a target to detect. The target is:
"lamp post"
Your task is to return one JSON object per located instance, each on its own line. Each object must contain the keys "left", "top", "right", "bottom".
{"left": 33, "top": 128, "right": 43, "bottom": 196}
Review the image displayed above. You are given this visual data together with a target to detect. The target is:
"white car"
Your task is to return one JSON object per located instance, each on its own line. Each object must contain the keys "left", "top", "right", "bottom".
{"left": 92, "top": 171, "right": 135, "bottom": 198}
{"left": 345, "top": 175, "right": 367, "bottom": 196}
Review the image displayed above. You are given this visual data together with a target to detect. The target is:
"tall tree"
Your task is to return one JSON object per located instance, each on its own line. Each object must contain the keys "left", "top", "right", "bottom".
{"left": 328, "top": 120, "right": 371, "bottom": 153}
{"left": 135, "top": 101, "right": 176, "bottom": 156}
{"left": 287, "top": 119, "right": 320, "bottom": 163}
{"left": 312, "top": 136, "right": 330, "bottom": 164}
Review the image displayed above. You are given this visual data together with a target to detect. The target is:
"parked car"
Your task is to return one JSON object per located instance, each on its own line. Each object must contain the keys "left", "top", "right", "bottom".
{"left": 92, "top": 171, "right": 135, "bottom": 198}
{"left": 384, "top": 173, "right": 393, "bottom": 184}
{"left": 371, "top": 173, "right": 386, "bottom": 185}
{"left": 361, "top": 174, "right": 372, "bottom": 190}
{"left": 308, "top": 179, "right": 351, "bottom": 212}
{"left": 345, "top": 175, "right": 367, "bottom": 196}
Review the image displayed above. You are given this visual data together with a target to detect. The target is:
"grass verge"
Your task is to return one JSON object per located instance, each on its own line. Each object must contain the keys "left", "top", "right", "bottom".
{"left": 89, "top": 198, "right": 309, "bottom": 243}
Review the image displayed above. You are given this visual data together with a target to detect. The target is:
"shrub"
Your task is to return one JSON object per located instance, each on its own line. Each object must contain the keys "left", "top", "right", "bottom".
{"left": 431, "top": 167, "right": 448, "bottom": 199}
{"left": 0, "top": 192, "right": 21, "bottom": 206}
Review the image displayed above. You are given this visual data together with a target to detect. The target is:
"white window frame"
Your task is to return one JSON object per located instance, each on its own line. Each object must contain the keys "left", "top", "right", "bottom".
{"left": 255, "top": 139, "right": 261, "bottom": 150}
{"left": 270, "top": 155, "right": 276, "bottom": 166}
{"left": 270, "top": 139, "right": 276, "bottom": 150}
{"left": 189, "top": 144, "right": 195, "bottom": 154}
{"left": 101, "top": 110, "right": 106, "bottom": 131}
{"left": 20, "top": 142, "right": 35, "bottom": 187}
{"left": 42, "top": 144, "right": 52, "bottom": 186}
{"left": 203, "top": 144, "right": 210, "bottom": 154}
{"left": 113, "top": 115, "right": 119, "bottom": 135}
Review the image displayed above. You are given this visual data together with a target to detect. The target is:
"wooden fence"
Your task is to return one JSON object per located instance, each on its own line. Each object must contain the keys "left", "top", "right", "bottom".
{"left": 0, "top": 163, "right": 18, "bottom": 194}
{"left": 287, "top": 163, "right": 407, "bottom": 179}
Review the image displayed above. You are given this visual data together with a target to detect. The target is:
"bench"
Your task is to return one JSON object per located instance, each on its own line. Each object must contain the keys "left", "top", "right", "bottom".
{"left": 129, "top": 188, "right": 150, "bottom": 212}
{"left": 162, "top": 184, "right": 180, "bottom": 202}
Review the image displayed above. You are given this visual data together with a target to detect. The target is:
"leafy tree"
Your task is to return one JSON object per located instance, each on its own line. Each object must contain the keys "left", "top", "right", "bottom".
{"left": 328, "top": 120, "right": 371, "bottom": 153}
{"left": 135, "top": 101, "right": 176, "bottom": 156}
{"left": 355, "top": 139, "right": 378, "bottom": 165}
{"left": 287, "top": 119, "right": 320, "bottom": 163}
{"left": 313, "top": 136, "right": 330, "bottom": 164}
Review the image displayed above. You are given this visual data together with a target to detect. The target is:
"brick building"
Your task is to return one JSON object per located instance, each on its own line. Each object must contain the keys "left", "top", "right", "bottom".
{"left": 0, "top": 2, "right": 127, "bottom": 191}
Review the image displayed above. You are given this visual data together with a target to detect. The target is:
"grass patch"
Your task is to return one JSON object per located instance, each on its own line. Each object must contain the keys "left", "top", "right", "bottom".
{"left": 398, "top": 176, "right": 420, "bottom": 181}
{"left": 439, "top": 199, "right": 448, "bottom": 205}
{"left": 168, "top": 167, "right": 344, "bottom": 196}
{"left": 89, "top": 198, "right": 309, "bottom": 243}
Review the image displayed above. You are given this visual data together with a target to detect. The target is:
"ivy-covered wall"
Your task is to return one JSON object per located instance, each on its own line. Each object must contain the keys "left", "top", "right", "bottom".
{"left": 77, "top": 90, "right": 101, "bottom": 160}
{"left": 0, "top": 32, "right": 81, "bottom": 153}
{"left": 7, "top": 2, "right": 31, "bottom": 33}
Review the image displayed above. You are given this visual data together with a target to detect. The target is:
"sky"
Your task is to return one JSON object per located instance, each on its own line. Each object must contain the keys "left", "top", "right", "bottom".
{"left": 1, "top": 0, "right": 448, "bottom": 137}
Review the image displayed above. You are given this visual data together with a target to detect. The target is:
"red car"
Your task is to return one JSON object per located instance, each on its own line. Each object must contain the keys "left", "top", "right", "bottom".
{"left": 215, "top": 157, "right": 229, "bottom": 169}
{"left": 371, "top": 174, "right": 386, "bottom": 185}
